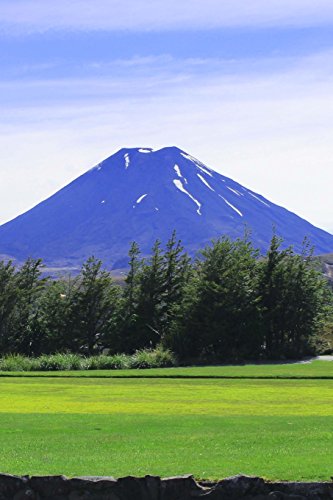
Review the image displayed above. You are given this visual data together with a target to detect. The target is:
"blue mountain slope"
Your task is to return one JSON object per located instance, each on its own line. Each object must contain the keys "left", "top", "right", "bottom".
{"left": 0, "top": 146, "right": 332, "bottom": 268}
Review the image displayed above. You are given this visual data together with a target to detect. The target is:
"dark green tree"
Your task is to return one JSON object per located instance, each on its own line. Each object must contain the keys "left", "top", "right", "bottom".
{"left": 160, "top": 231, "right": 191, "bottom": 340}
{"left": 70, "top": 257, "right": 120, "bottom": 354}
{"left": 37, "top": 275, "right": 79, "bottom": 353}
{"left": 258, "top": 236, "right": 332, "bottom": 358}
{"left": 257, "top": 234, "right": 290, "bottom": 357}
{"left": 12, "top": 258, "right": 48, "bottom": 355}
{"left": 0, "top": 260, "right": 17, "bottom": 352}
{"left": 134, "top": 240, "right": 165, "bottom": 349}
{"left": 167, "top": 236, "right": 260, "bottom": 361}
{"left": 111, "top": 241, "right": 143, "bottom": 353}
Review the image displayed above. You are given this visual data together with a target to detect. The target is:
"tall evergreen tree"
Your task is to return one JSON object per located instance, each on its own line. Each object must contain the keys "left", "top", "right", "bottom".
{"left": 259, "top": 236, "right": 332, "bottom": 358}
{"left": 111, "top": 241, "right": 143, "bottom": 353}
{"left": 70, "top": 256, "right": 119, "bottom": 354}
{"left": 12, "top": 258, "right": 47, "bottom": 355}
{"left": 168, "top": 236, "right": 260, "bottom": 361}
{"left": 257, "top": 234, "right": 291, "bottom": 357}
{"left": 0, "top": 260, "right": 17, "bottom": 352}
{"left": 161, "top": 231, "right": 191, "bottom": 338}
{"left": 134, "top": 239, "right": 165, "bottom": 349}
{"left": 37, "top": 275, "right": 79, "bottom": 354}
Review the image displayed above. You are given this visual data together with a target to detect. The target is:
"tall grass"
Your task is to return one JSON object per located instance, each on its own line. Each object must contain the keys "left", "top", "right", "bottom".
{"left": 0, "top": 348, "right": 177, "bottom": 372}
{"left": 131, "top": 347, "right": 176, "bottom": 369}
{"left": 36, "top": 353, "right": 83, "bottom": 371}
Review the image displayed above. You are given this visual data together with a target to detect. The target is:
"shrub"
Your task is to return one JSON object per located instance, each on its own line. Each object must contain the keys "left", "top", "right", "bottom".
{"left": 0, "top": 354, "right": 34, "bottom": 372}
{"left": 0, "top": 348, "right": 177, "bottom": 372}
{"left": 83, "top": 354, "right": 130, "bottom": 370}
{"left": 130, "top": 347, "right": 176, "bottom": 369}
{"left": 35, "top": 353, "right": 83, "bottom": 371}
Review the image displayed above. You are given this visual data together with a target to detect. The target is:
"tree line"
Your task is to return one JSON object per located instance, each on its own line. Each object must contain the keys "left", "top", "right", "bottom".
{"left": 0, "top": 231, "right": 332, "bottom": 362}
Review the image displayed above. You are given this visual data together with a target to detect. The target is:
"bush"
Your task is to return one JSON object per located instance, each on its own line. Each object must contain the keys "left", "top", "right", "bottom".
{"left": 35, "top": 353, "right": 83, "bottom": 371}
{"left": 83, "top": 354, "right": 130, "bottom": 370}
{"left": 0, "top": 348, "right": 177, "bottom": 372}
{"left": 130, "top": 347, "right": 176, "bottom": 369}
{"left": 0, "top": 354, "right": 34, "bottom": 372}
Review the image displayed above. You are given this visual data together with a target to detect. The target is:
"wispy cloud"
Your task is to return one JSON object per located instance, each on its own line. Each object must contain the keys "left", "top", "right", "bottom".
{"left": 2, "top": 0, "right": 333, "bottom": 34}
{"left": 1, "top": 49, "right": 333, "bottom": 232}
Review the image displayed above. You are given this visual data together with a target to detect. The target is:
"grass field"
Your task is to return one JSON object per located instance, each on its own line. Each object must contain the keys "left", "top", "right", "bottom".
{"left": 0, "top": 363, "right": 332, "bottom": 481}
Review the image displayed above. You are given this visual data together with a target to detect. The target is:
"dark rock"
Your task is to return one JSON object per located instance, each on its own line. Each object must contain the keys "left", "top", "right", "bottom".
{"left": 270, "top": 481, "right": 333, "bottom": 498}
{"left": 30, "top": 475, "right": 69, "bottom": 498}
{"left": 69, "top": 476, "right": 119, "bottom": 500}
{"left": 12, "top": 489, "right": 38, "bottom": 500}
{"left": 117, "top": 476, "right": 153, "bottom": 500}
{"left": 160, "top": 475, "right": 206, "bottom": 500}
{"left": 0, "top": 473, "right": 332, "bottom": 499}
{"left": 144, "top": 475, "right": 161, "bottom": 500}
{"left": 213, "top": 474, "right": 268, "bottom": 497}
{"left": 0, "top": 473, "right": 29, "bottom": 500}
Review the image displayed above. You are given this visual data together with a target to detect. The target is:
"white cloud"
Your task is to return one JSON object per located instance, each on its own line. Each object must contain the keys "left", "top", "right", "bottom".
{"left": 1, "top": 50, "right": 333, "bottom": 235}
{"left": 1, "top": 0, "right": 333, "bottom": 33}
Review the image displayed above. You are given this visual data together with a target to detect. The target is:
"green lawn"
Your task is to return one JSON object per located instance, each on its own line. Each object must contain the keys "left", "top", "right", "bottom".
{"left": 0, "top": 375, "right": 332, "bottom": 480}
{"left": 1, "top": 359, "right": 332, "bottom": 378}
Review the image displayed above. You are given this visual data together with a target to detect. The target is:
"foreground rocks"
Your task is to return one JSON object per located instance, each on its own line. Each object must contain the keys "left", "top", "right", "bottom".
{"left": 0, "top": 473, "right": 332, "bottom": 499}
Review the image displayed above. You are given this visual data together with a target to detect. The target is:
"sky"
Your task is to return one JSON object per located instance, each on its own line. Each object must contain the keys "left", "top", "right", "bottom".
{"left": 1, "top": 0, "right": 333, "bottom": 232}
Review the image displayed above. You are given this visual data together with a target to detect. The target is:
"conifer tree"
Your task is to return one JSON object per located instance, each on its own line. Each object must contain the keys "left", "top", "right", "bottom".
{"left": 37, "top": 275, "right": 79, "bottom": 353}
{"left": 112, "top": 241, "right": 143, "bottom": 353}
{"left": 167, "top": 236, "right": 260, "bottom": 361}
{"left": 0, "top": 260, "right": 17, "bottom": 352}
{"left": 257, "top": 234, "right": 291, "bottom": 357}
{"left": 13, "top": 258, "right": 47, "bottom": 355}
{"left": 160, "top": 230, "right": 191, "bottom": 340}
{"left": 70, "top": 256, "right": 119, "bottom": 354}
{"left": 258, "top": 236, "right": 331, "bottom": 358}
{"left": 135, "top": 239, "right": 165, "bottom": 348}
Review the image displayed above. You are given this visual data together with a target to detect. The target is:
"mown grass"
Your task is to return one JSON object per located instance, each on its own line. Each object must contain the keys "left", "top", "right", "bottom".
{"left": 1, "top": 360, "right": 332, "bottom": 379}
{"left": 0, "top": 376, "right": 332, "bottom": 480}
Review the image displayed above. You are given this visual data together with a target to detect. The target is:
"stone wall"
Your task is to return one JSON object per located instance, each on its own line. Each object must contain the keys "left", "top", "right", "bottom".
{"left": 0, "top": 473, "right": 332, "bottom": 500}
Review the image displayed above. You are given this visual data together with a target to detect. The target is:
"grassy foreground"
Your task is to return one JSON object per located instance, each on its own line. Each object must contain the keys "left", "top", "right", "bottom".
{"left": 0, "top": 375, "right": 332, "bottom": 480}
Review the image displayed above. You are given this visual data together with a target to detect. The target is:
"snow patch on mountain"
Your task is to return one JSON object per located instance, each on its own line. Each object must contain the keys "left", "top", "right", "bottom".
{"left": 174, "top": 164, "right": 188, "bottom": 184}
{"left": 180, "top": 152, "right": 197, "bottom": 163}
{"left": 173, "top": 179, "right": 202, "bottom": 215}
{"left": 227, "top": 186, "right": 242, "bottom": 196}
{"left": 219, "top": 195, "right": 243, "bottom": 217}
{"left": 195, "top": 163, "right": 213, "bottom": 177}
{"left": 197, "top": 174, "right": 215, "bottom": 192}
{"left": 174, "top": 164, "right": 181, "bottom": 177}
{"left": 124, "top": 154, "right": 130, "bottom": 168}
{"left": 248, "top": 192, "right": 270, "bottom": 207}
{"left": 136, "top": 194, "right": 148, "bottom": 204}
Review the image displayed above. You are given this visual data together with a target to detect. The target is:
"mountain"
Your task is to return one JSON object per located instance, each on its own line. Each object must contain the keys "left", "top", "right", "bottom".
{"left": 0, "top": 146, "right": 333, "bottom": 269}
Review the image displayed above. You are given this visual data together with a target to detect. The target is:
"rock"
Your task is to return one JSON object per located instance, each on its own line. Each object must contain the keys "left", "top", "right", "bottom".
{"left": 160, "top": 475, "right": 206, "bottom": 500}
{"left": 12, "top": 489, "right": 37, "bottom": 500}
{"left": 69, "top": 476, "right": 119, "bottom": 500}
{"left": 30, "top": 475, "right": 69, "bottom": 498}
{"left": 0, "top": 473, "right": 332, "bottom": 499}
{"left": 0, "top": 473, "right": 29, "bottom": 500}
{"left": 213, "top": 474, "right": 268, "bottom": 497}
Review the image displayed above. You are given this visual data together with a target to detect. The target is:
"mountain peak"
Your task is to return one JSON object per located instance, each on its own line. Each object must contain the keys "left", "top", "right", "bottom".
{"left": 115, "top": 146, "right": 184, "bottom": 156}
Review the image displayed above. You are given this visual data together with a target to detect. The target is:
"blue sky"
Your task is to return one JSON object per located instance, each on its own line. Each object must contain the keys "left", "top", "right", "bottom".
{"left": 1, "top": 0, "right": 333, "bottom": 233}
